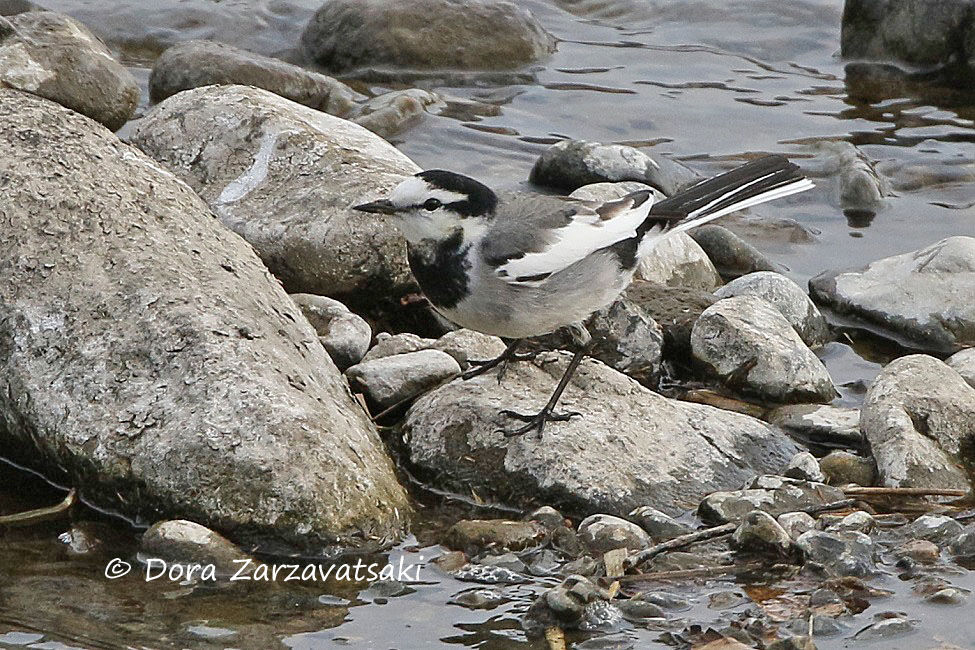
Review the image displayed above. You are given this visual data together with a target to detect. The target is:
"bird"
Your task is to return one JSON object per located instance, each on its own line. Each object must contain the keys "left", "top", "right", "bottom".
{"left": 354, "top": 155, "right": 813, "bottom": 437}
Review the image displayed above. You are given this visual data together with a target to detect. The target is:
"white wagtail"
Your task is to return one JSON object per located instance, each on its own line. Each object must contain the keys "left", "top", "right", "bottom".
{"left": 355, "top": 155, "right": 813, "bottom": 436}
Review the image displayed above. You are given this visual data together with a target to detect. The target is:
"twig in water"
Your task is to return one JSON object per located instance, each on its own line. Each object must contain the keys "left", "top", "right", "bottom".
{"left": 0, "top": 488, "right": 76, "bottom": 526}
{"left": 842, "top": 486, "right": 968, "bottom": 498}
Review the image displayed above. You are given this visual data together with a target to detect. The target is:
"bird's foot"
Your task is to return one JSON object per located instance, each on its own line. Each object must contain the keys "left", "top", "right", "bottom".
{"left": 498, "top": 407, "right": 581, "bottom": 438}
{"left": 463, "top": 351, "right": 538, "bottom": 383}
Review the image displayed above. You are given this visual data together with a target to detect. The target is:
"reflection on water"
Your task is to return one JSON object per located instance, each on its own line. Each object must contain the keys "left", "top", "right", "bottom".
{"left": 2, "top": 0, "right": 975, "bottom": 647}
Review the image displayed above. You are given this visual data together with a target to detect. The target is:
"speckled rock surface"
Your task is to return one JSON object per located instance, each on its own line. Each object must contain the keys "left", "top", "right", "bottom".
{"left": 130, "top": 85, "right": 418, "bottom": 316}
{"left": 809, "top": 236, "right": 975, "bottom": 354}
{"left": 530, "top": 140, "right": 703, "bottom": 196}
{"left": 290, "top": 294, "right": 372, "bottom": 371}
{"left": 860, "top": 354, "right": 975, "bottom": 491}
{"left": 300, "top": 0, "right": 556, "bottom": 72}
{"left": 403, "top": 351, "right": 798, "bottom": 517}
{"left": 714, "top": 272, "right": 830, "bottom": 348}
{"left": 946, "top": 348, "right": 975, "bottom": 389}
{"left": 0, "top": 11, "right": 138, "bottom": 129}
{"left": 346, "top": 349, "right": 461, "bottom": 410}
{"left": 149, "top": 40, "right": 359, "bottom": 116}
{"left": 0, "top": 89, "right": 410, "bottom": 555}
{"left": 691, "top": 296, "right": 837, "bottom": 403}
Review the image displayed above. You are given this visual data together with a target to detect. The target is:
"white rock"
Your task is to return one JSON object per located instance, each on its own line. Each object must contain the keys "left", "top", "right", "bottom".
{"left": 715, "top": 271, "right": 829, "bottom": 347}
{"left": 347, "top": 349, "right": 461, "bottom": 409}
{"left": 691, "top": 296, "right": 837, "bottom": 403}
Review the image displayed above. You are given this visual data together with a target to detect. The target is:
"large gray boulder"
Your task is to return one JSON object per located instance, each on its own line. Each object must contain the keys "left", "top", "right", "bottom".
{"left": 0, "top": 89, "right": 410, "bottom": 554}
{"left": 841, "top": 0, "right": 975, "bottom": 67}
{"left": 300, "top": 0, "right": 556, "bottom": 72}
{"left": 148, "top": 40, "right": 359, "bottom": 117}
{"left": 130, "top": 85, "right": 417, "bottom": 317}
{"left": 691, "top": 296, "right": 837, "bottom": 403}
{"left": 946, "top": 348, "right": 975, "bottom": 390}
{"left": 402, "top": 352, "right": 799, "bottom": 517}
{"left": 860, "top": 354, "right": 975, "bottom": 491}
{"left": 809, "top": 236, "right": 975, "bottom": 354}
{"left": 0, "top": 11, "right": 138, "bottom": 130}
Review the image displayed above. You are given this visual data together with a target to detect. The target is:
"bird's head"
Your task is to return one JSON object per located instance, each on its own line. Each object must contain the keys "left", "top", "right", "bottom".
{"left": 354, "top": 170, "right": 498, "bottom": 244}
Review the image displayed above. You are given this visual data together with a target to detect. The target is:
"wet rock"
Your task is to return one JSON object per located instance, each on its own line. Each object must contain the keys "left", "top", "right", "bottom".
{"left": 860, "top": 354, "right": 975, "bottom": 490}
{"left": 730, "top": 510, "right": 793, "bottom": 556}
{"left": 443, "top": 519, "right": 547, "bottom": 556}
{"left": 837, "top": 143, "right": 890, "bottom": 214}
{"left": 629, "top": 506, "right": 694, "bottom": 541}
{"left": 907, "top": 514, "right": 965, "bottom": 546}
{"left": 624, "top": 281, "right": 717, "bottom": 359}
{"left": 430, "top": 329, "right": 506, "bottom": 371}
{"left": 141, "top": 520, "right": 252, "bottom": 577}
{"left": 527, "top": 506, "right": 566, "bottom": 531}
{"left": 577, "top": 514, "right": 652, "bottom": 553}
{"left": 149, "top": 40, "right": 358, "bottom": 116}
{"left": 0, "top": 89, "right": 409, "bottom": 554}
{"left": 797, "top": 530, "right": 876, "bottom": 577}
{"left": 290, "top": 294, "right": 371, "bottom": 371}
{"left": 404, "top": 351, "right": 798, "bottom": 518}
{"left": 768, "top": 405, "right": 863, "bottom": 452}
{"left": 637, "top": 234, "right": 722, "bottom": 291}
{"left": 716, "top": 213, "right": 817, "bottom": 245}
{"left": 0, "top": 11, "right": 138, "bottom": 130}
{"left": 810, "top": 237, "right": 975, "bottom": 353}
{"left": 783, "top": 452, "right": 826, "bottom": 483}
{"left": 639, "top": 591, "right": 692, "bottom": 612}
{"left": 618, "top": 597, "right": 666, "bottom": 622}
{"left": 562, "top": 555, "right": 600, "bottom": 576}
{"left": 353, "top": 88, "right": 445, "bottom": 138}
{"left": 927, "top": 587, "right": 967, "bottom": 605}
{"left": 896, "top": 539, "right": 940, "bottom": 564}
{"left": 530, "top": 140, "right": 703, "bottom": 196}
{"left": 346, "top": 349, "right": 460, "bottom": 410}
{"left": 714, "top": 272, "right": 830, "bottom": 348}
{"left": 362, "top": 332, "right": 437, "bottom": 363}
{"left": 827, "top": 511, "right": 874, "bottom": 534}
{"left": 360, "top": 579, "right": 415, "bottom": 602}
{"left": 451, "top": 563, "right": 529, "bottom": 584}
{"left": 448, "top": 587, "right": 505, "bottom": 609}
{"left": 852, "top": 615, "right": 917, "bottom": 640}
{"left": 539, "top": 296, "right": 664, "bottom": 385}
{"left": 777, "top": 512, "right": 816, "bottom": 540}
{"left": 949, "top": 525, "right": 975, "bottom": 559}
{"left": 691, "top": 296, "right": 837, "bottom": 403}
{"left": 818, "top": 450, "right": 876, "bottom": 487}
{"left": 699, "top": 476, "right": 844, "bottom": 524}
{"left": 689, "top": 225, "right": 779, "bottom": 278}
{"left": 532, "top": 574, "right": 614, "bottom": 626}
{"left": 841, "top": 0, "right": 975, "bottom": 67}
{"left": 130, "top": 85, "right": 418, "bottom": 315}
{"left": 476, "top": 552, "right": 527, "bottom": 574}
{"left": 946, "top": 348, "right": 975, "bottom": 390}
{"left": 300, "top": 0, "right": 556, "bottom": 72}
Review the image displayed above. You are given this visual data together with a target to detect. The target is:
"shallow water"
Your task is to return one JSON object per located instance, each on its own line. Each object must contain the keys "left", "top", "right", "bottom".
{"left": 2, "top": 0, "right": 975, "bottom": 647}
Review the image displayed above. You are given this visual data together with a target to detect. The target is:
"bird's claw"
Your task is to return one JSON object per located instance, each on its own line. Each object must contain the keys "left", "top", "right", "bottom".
{"left": 462, "top": 350, "right": 538, "bottom": 383}
{"left": 498, "top": 408, "right": 581, "bottom": 438}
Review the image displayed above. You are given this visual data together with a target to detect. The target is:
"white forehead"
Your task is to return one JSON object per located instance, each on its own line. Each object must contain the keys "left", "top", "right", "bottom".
{"left": 389, "top": 176, "right": 468, "bottom": 208}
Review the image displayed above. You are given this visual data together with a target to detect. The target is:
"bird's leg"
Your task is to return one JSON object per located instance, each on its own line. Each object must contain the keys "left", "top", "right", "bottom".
{"left": 462, "top": 338, "right": 528, "bottom": 382}
{"left": 500, "top": 323, "right": 595, "bottom": 438}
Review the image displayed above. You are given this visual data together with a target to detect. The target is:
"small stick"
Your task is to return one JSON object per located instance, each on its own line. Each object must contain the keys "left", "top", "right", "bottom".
{"left": 842, "top": 487, "right": 968, "bottom": 498}
{"left": 544, "top": 626, "right": 567, "bottom": 650}
{"left": 623, "top": 522, "right": 737, "bottom": 571}
{"left": 0, "top": 488, "right": 76, "bottom": 526}
{"left": 618, "top": 562, "right": 774, "bottom": 583}
{"left": 625, "top": 498, "right": 860, "bottom": 571}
